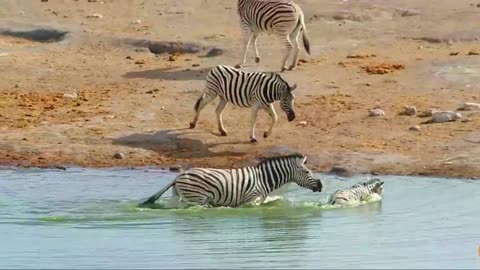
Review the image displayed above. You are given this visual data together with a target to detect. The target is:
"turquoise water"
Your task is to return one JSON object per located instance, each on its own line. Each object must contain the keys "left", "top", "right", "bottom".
{"left": 0, "top": 168, "right": 479, "bottom": 269}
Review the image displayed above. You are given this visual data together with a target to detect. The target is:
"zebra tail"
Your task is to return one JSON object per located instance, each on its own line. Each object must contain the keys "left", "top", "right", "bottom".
{"left": 300, "top": 12, "right": 311, "bottom": 55}
{"left": 194, "top": 93, "right": 205, "bottom": 112}
{"left": 137, "top": 178, "right": 176, "bottom": 207}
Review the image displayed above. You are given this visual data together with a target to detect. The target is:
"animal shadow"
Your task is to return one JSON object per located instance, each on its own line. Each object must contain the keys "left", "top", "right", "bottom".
{"left": 122, "top": 67, "right": 211, "bottom": 81}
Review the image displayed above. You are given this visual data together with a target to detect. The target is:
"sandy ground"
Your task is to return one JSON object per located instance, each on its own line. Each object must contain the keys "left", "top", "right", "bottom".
{"left": 0, "top": 0, "right": 479, "bottom": 178}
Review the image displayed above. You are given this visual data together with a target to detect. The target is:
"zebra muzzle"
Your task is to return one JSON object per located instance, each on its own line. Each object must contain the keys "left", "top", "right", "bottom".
{"left": 287, "top": 112, "right": 296, "bottom": 122}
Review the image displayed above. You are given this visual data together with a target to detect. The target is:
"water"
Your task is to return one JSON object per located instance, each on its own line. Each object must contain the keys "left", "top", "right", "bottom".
{"left": 1, "top": 168, "right": 479, "bottom": 269}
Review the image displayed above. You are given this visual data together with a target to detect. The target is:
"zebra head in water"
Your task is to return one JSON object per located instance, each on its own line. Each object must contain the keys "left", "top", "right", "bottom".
{"left": 364, "top": 178, "right": 384, "bottom": 196}
{"left": 292, "top": 155, "right": 322, "bottom": 192}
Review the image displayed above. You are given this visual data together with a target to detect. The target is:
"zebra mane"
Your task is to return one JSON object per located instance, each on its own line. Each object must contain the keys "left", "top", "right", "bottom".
{"left": 265, "top": 72, "right": 289, "bottom": 87}
{"left": 256, "top": 153, "right": 305, "bottom": 166}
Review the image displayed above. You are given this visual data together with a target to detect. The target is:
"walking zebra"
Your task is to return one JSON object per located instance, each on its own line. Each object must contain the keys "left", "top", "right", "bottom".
{"left": 235, "top": 0, "right": 311, "bottom": 72}
{"left": 138, "top": 153, "right": 322, "bottom": 208}
{"left": 189, "top": 65, "right": 297, "bottom": 143}
{"left": 327, "top": 179, "right": 384, "bottom": 205}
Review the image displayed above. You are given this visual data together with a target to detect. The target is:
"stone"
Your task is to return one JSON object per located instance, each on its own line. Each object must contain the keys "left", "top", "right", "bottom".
{"left": 298, "top": 121, "right": 308, "bottom": 127}
{"left": 63, "top": 93, "right": 78, "bottom": 99}
{"left": 422, "top": 111, "right": 462, "bottom": 124}
{"left": 468, "top": 51, "right": 480, "bottom": 55}
{"left": 134, "top": 59, "right": 146, "bottom": 64}
{"left": 113, "top": 152, "right": 125, "bottom": 159}
{"left": 409, "top": 125, "right": 421, "bottom": 131}
{"left": 86, "top": 13, "right": 103, "bottom": 19}
{"left": 169, "top": 165, "right": 182, "bottom": 172}
{"left": 399, "top": 105, "right": 417, "bottom": 116}
{"left": 457, "top": 102, "right": 480, "bottom": 111}
{"left": 368, "top": 108, "right": 385, "bottom": 117}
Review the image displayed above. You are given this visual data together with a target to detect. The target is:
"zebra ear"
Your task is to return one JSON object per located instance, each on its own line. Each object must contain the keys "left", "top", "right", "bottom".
{"left": 290, "top": 84, "right": 297, "bottom": 92}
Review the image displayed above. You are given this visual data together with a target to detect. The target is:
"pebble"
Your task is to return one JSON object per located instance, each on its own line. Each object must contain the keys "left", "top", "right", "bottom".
{"left": 169, "top": 165, "right": 182, "bottom": 172}
{"left": 368, "top": 108, "right": 385, "bottom": 117}
{"left": 422, "top": 111, "right": 462, "bottom": 124}
{"left": 400, "top": 105, "right": 417, "bottom": 116}
{"left": 298, "top": 121, "right": 308, "bottom": 127}
{"left": 457, "top": 102, "right": 480, "bottom": 111}
{"left": 134, "top": 59, "right": 146, "bottom": 65}
{"left": 133, "top": 20, "right": 141, "bottom": 24}
{"left": 409, "top": 125, "right": 421, "bottom": 131}
{"left": 86, "top": 13, "right": 103, "bottom": 19}
{"left": 468, "top": 51, "right": 480, "bottom": 55}
{"left": 63, "top": 93, "right": 78, "bottom": 99}
{"left": 113, "top": 152, "right": 125, "bottom": 159}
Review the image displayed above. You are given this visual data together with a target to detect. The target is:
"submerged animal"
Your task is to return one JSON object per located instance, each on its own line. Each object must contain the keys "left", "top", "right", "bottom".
{"left": 138, "top": 153, "right": 322, "bottom": 208}
{"left": 327, "top": 179, "right": 384, "bottom": 205}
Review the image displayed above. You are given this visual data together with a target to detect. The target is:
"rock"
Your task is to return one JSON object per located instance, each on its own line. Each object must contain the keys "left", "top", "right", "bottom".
{"left": 134, "top": 59, "right": 146, "bottom": 64}
{"left": 63, "top": 93, "right": 78, "bottom": 99}
{"left": 364, "top": 63, "right": 405, "bottom": 74}
{"left": 168, "top": 53, "right": 180, "bottom": 61}
{"left": 422, "top": 111, "right": 462, "bottom": 124}
{"left": 145, "top": 89, "right": 159, "bottom": 94}
{"left": 298, "top": 121, "right": 308, "bottom": 127}
{"left": 113, "top": 152, "right": 125, "bottom": 159}
{"left": 477, "top": 3, "right": 480, "bottom": 7}
{"left": 468, "top": 51, "right": 479, "bottom": 55}
{"left": 88, "top": 0, "right": 97, "bottom": 2}
{"left": 409, "top": 125, "right": 421, "bottom": 131}
{"left": 458, "top": 102, "right": 480, "bottom": 111}
{"left": 133, "top": 20, "right": 141, "bottom": 24}
{"left": 41, "top": 0, "right": 48, "bottom": 2}
{"left": 346, "top": 53, "right": 376, "bottom": 59}
{"left": 368, "top": 108, "right": 385, "bottom": 117}
{"left": 192, "top": 63, "right": 200, "bottom": 67}
{"left": 394, "top": 8, "right": 420, "bottom": 17}
{"left": 399, "top": 105, "right": 417, "bottom": 116}
{"left": 418, "top": 109, "right": 434, "bottom": 117}
{"left": 125, "top": 56, "right": 132, "bottom": 60}
{"left": 449, "top": 52, "right": 459, "bottom": 56}
{"left": 169, "top": 165, "right": 182, "bottom": 172}
{"left": 204, "top": 48, "right": 224, "bottom": 58}
{"left": 329, "top": 166, "right": 353, "bottom": 177}
{"left": 86, "top": 13, "right": 103, "bottom": 19}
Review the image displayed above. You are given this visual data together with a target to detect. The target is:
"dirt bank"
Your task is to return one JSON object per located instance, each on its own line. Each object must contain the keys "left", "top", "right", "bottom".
{"left": 1, "top": 0, "right": 479, "bottom": 178}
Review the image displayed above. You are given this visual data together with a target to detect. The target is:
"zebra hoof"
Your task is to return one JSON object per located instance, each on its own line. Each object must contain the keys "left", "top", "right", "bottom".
{"left": 189, "top": 123, "right": 196, "bottom": 129}
{"left": 250, "top": 138, "right": 258, "bottom": 144}
{"left": 235, "top": 64, "right": 242, "bottom": 69}
{"left": 255, "top": 57, "right": 261, "bottom": 63}
{"left": 220, "top": 130, "right": 227, "bottom": 136}
{"left": 288, "top": 65, "right": 297, "bottom": 71}
{"left": 281, "top": 66, "right": 287, "bottom": 72}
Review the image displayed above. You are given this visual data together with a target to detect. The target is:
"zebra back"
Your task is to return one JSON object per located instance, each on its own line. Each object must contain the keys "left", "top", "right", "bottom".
{"left": 238, "top": 0, "right": 300, "bottom": 33}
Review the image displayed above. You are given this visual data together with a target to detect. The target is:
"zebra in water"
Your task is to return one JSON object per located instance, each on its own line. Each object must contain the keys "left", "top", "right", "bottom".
{"left": 189, "top": 65, "right": 297, "bottom": 143}
{"left": 327, "top": 179, "right": 384, "bottom": 205}
{"left": 138, "top": 153, "right": 322, "bottom": 208}
{"left": 235, "top": 0, "right": 311, "bottom": 72}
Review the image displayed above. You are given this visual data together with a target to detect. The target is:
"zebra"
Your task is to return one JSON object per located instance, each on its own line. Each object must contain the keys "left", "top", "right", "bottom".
{"left": 327, "top": 179, "right": 384, "bottom": 205}
{"left": 138, "top": 153, "right": 322, "bottom": 208}
{"left": 189, "top": 65, "right": 297, "bottom": 143}
{"left": 235, "top": 0, "right": 311, "bottom": 72}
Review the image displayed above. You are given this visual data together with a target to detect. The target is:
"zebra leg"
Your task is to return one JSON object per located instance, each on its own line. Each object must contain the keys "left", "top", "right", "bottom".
{"left": 288, "top": 28, "right": 302, "bottom": 71}
{"left": 190, "top": 91, "right": 217, "bottom": 129}
{"left": 280, "top": 35, "right": 293, "bottom": 72}
{"left": 253, "top": 32, "right": 261, "bottom": 64}
{"left": 215, "top": 98, "right": 228, "bottom": 136}
{"left": 236, "top": 29, "right": 253, "bottom": 69}
{"left": 263, "top": 104, "right": 278, "bottom": 138}
{"left": 250, "top": 104, "right": 262, "bottom": 143}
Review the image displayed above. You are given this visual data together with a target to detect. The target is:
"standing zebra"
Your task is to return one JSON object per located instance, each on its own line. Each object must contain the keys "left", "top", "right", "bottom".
{"left": 235, "top": 0, "right": 311, "bottom": 72}
{"left": 138, "top": 153, "right": 322, "bottom": 208}
{"left": 327, "top": 179, "right": 384, "bottom": 205}
{"left": 189, "top": 65, "right": 297, "bottom": 143}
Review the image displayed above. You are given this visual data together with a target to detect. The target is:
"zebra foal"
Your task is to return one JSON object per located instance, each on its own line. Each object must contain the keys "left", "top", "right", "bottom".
{"left": 235, "top": 0, "right": 311, "bottom": 72}
{"left": 189, "top": 65, "right": 297, "bottom": 143}
{"left": 138, "top": 153, "right": 322, "bottom": 208}
{"left": 327, "top": 179, "right": 384, "bottom": 206}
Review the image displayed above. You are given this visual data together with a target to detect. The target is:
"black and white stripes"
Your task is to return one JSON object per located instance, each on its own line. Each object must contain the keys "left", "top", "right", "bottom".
{"left": 189, "top": 65, "right": 297, "bottom": 143}
{"left": 235, "top": 0, "right": 311, "bottom": 71}
{"left": 138, "top": 153, "right": 322, "bottom": 208}
{"left": 327, "top": 179, "right": 385, "bottom": 205}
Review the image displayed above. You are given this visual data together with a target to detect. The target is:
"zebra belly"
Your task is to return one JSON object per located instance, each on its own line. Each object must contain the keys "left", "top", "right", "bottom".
{"left": 174, "top": 169, "right": 257, "bottom": 207}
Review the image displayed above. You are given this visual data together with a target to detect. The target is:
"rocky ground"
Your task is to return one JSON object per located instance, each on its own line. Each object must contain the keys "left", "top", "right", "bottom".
{"left": 0, "top": 0, "right": 479, "bottom": 178}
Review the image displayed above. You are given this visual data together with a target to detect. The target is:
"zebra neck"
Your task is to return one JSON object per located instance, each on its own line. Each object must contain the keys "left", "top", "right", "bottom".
{"left": 257, "top": 162, "right": 292, "bottom": 194}
{"left": 238, "top": 0, "right": 248, "bottom": 11}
